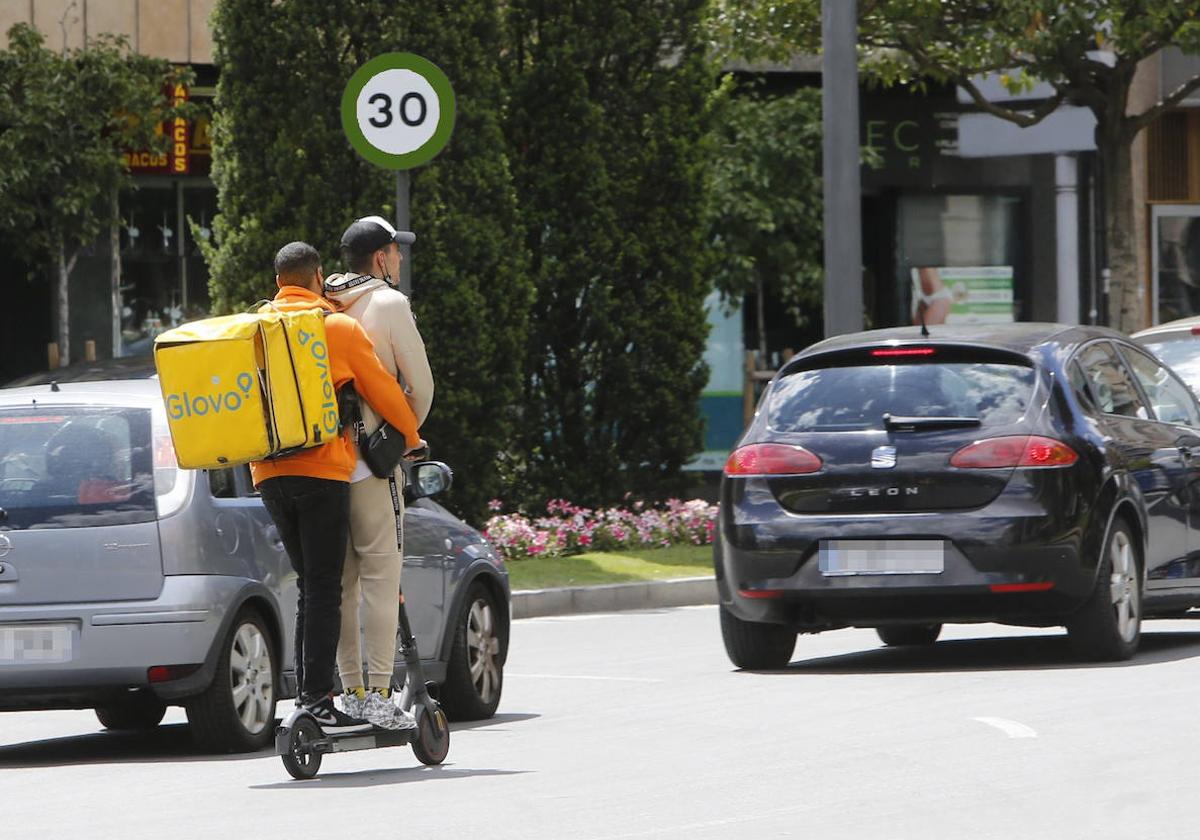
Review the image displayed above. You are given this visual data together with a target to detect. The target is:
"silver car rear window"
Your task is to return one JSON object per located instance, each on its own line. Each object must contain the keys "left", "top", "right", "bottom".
{"left": 1138, "top": 337, "right": 1200, "bottom": 395}
{"left": 0, "top": 407, "right": 156, "bottom": 529}
{"left": 768, "top": 362, "right": 1036, "bottom": 432}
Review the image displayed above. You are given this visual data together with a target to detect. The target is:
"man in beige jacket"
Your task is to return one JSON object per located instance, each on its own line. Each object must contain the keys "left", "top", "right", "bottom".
{"left": 323, "top": 215, "right": 434, "bottom": 729}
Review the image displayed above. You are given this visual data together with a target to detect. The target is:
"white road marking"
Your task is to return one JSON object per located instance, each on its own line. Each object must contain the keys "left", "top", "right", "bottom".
{"left": 505, "top": 673, "right": 664, "bottom": 683}
{"left": 972, "top": 716, "right": 1038, "bottom": 738}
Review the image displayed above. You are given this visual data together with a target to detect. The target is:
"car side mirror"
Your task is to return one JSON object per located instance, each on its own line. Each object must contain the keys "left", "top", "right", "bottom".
{"left": 407, "top": 460, "right": 453, "bottom": 500}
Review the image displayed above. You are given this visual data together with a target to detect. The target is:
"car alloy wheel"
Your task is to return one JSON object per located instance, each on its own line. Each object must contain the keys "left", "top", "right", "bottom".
{"left": 467, "top": 597, "right": 502, "bottom": 706}
{"left": 230, "top": 621, "right": 275, "bottom": 734}
{"left": 440, "top": 582, "right": 505, "bottom": 720}
{"left": 1109, "top": 528, "right": 1140, "bottom": 644}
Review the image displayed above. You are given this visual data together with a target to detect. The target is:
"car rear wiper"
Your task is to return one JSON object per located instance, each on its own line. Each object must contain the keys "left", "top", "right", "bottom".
{"left": 883, "top": 413, "right": 982, "bottom": 431}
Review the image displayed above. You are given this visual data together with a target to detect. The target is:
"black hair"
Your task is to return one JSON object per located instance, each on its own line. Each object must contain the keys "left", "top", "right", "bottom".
{"left": 274, "top": 241, "right": 321, "bottom": 277}
{"left": 342, "top": 245, "right": 377, "bottom": 276}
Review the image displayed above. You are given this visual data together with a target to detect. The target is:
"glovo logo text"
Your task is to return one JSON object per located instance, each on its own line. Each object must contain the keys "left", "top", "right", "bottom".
{"left": 167, "top": 372, "right": 255, "bottom": 421}
{"left": 297, "top": 327, "right": 338, "bottom": 436}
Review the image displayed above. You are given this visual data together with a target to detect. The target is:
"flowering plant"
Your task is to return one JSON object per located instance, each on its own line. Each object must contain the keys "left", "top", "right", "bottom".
{"left": 483, "top": 498, "right": 718, "bottom": 562}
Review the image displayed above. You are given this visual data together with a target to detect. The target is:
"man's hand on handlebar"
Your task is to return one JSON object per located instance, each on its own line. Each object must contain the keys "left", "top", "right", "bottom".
{"left": 404, "top": 439, "right": 429, "bottom": 461}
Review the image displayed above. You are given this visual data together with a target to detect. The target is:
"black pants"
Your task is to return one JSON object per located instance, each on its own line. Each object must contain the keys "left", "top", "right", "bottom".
{"left": 259, "top": 475, "right": 350, "bottom": 703}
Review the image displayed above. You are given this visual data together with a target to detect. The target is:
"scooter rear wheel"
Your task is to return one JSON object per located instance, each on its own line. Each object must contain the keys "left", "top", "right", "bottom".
{"left": 282, "top": 718, "right": 323, "bottom": 780}
{"left": 411, "top": 702, "right": 450, "bottom": 766}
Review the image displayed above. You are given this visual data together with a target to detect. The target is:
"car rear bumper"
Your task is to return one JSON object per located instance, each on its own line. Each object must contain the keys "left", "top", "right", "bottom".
{"left": 0, "top": 575, "right": 250, "bottom": 711}
{"left": 717, "top": 504, "right": 1093, "bottom": 630}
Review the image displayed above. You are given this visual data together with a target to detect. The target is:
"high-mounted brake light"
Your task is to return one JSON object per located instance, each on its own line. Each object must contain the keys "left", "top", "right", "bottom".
{"left": 871, "top": 347, "right": 936, "bottom": 358}
{"left": 724, "top": 443, "right": 822, "bottom": 476}
{"left": 950, "top": 436, "right": 1078, "bottom": 469}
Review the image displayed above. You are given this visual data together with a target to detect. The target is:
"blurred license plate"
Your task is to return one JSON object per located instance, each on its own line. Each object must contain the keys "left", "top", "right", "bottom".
{"left": 0, "top": 624, "right": 74, "bottom": 664}
{"left": 819, "top": 540, "right": 945, "bottom": 576}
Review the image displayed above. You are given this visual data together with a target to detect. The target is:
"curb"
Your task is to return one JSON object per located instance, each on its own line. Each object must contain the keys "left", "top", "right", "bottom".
{"left": 511, "top": 576, "right": 717, "bottom": 619}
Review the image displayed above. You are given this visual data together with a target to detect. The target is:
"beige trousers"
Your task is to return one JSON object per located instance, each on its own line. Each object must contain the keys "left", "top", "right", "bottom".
{"left": 336, "top": 472, "right": 404, "bottom": 691}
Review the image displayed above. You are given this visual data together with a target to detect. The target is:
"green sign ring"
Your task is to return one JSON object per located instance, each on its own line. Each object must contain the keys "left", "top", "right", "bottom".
{"left": 341, "top": 52, "right": 456, "bottom": 170}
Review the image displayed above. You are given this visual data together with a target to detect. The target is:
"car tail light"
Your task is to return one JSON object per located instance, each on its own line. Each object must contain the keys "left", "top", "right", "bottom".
{"left": 151, "top": 414, "right": 190, "bottom": 517}
{"left": 724, "top": 443, "right": 822, "bottom": 476}
{"left": 871, "top": 347, "right": 936, "bottom": 358}
{"left": 950, "top": 436, "right": 1078, "bottom": 469}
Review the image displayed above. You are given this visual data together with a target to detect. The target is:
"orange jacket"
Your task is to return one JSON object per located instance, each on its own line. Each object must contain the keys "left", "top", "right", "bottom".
{"left": 250, "top": 286, "right": 421, "bottom": 486}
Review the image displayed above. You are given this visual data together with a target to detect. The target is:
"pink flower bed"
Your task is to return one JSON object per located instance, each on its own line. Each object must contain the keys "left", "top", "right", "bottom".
{"left": 483, "top": 498, "right": 718, "bottom": 562}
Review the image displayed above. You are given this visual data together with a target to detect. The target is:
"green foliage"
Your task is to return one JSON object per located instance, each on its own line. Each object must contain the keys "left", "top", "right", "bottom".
{"left": 707, "top": 84, "right": 823, "bottom": 324}
{"left": 207, "top": 0, "right": 531, "bottom": 523}
{"left": 0, "top": 24, "right": 185, "bottom": 281}
{"left": 504, "top": 0, "right": 716, "bottom": 509}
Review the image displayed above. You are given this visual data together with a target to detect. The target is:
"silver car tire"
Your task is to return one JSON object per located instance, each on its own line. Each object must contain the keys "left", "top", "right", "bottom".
{"left": 186, "top": 607, "right": 277, "bottom": 753}
{"left": 439, "top": 582, "right": 505, "bottom": 721}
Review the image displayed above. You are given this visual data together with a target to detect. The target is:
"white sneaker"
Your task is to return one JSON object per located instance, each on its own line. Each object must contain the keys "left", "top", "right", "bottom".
{"left": 340, "top": 691, "right": 364, "bottom": 719}
{"left": 362, "top": 690, "right": 417, "bottom": 730}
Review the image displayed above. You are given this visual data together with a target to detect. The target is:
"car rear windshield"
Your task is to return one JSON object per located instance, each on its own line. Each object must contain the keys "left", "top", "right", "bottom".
{"left": 1138, "top": 337, "right": 1200, "bottom": 394}
{"left": 768, "top": 360, "right": 1037, "bottom": 432}
{"left": 0, "top": 407, "right": 156, "bottom": 529}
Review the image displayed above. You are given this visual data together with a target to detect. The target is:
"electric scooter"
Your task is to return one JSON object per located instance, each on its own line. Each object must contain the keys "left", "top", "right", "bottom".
{"left": 275, "top": 458, "right": 453, "bottom": 780}
{"left": 276, "top": 586, "right": 451, "bottom": 779}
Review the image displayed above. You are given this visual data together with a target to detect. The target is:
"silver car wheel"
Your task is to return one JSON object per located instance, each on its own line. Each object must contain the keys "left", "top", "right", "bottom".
{"left": 229, "top": 621, "right": 274, "bottom": 734}
{"left": 1109, "top": 529, "right": 1140, "bottom": 643}
{"left": 466, "top": 598, "right": 502, "bottom": 704}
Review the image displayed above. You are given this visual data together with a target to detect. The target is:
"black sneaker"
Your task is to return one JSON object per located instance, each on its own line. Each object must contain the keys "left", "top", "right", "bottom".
{"left": 305, "top": 696, "right": 373, "bottom": 734}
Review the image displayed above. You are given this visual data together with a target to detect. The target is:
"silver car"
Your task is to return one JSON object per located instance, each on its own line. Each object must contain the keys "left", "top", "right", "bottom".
{"left": 0, "top": 374, "right": 509, "bottom": 752}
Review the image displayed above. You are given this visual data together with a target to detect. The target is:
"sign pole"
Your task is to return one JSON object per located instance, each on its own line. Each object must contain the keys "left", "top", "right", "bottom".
{"left": 821, "top": 0, "right": 864, "bottom": 337}
{"left": 396, "top": 170, "right": 412, "bottom": 295}
{"left": 342, "top": 52, "right": 455, "bottom": 300}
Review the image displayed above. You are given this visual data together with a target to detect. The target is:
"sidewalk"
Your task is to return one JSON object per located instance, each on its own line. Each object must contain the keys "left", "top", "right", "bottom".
{"left": 511, "top": 576, "right": 717, "bottom": 619}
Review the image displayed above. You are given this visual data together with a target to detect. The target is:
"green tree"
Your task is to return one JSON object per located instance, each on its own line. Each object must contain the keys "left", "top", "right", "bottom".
{"left": 708, "top": 85, "right": 823, "bottom": 360}
{"left": 715, "top": 0, "right": 1200, "bottom": 332}
{"left": 505, "top": 0, "right": 716, "bottom": 508}
{"left": 206, "top": 0, "right": 530, "bottom": 523}
{"left": 0, "top": 23, "right": 187, "bottom": 364}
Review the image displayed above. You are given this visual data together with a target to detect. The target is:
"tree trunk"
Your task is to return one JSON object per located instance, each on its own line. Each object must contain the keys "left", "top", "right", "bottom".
{"left": 1099, "top": 129, "right": 1142, "bottom": 333}
{"left": 755, "top": 274, "right": 767, "bottom": 365}
{"left": 56, "top": 237, "right": 70, "bottom": 367}
{"left": 111, "top": 186, "right": 123, "bottom": 358}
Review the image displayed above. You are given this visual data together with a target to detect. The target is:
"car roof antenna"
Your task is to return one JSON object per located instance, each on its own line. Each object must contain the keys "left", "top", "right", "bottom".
{"left": 919, "top": 308, "right": 930, "bottom": 338}
{"left": 49, "top": 380, "right": 60, "bottom": 393}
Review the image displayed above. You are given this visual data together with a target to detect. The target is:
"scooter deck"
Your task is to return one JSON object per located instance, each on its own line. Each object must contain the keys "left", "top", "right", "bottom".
{"left": 274, "top": 725, "right": 415, "bottom": 757}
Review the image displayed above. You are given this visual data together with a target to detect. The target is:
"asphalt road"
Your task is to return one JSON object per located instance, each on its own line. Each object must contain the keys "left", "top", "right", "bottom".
{"left": 4, "top": 605, "right": 1200, "bottom": 839}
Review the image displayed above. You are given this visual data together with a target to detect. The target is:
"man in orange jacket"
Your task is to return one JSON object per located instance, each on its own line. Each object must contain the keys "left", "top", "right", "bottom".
{"left": 251, "top": 241, "right": 424, "bottom": 734}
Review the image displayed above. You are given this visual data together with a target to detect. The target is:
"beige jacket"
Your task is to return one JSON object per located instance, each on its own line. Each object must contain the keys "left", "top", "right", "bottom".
{"left": 323, "top": 273, "right": 434, "bottom": 451}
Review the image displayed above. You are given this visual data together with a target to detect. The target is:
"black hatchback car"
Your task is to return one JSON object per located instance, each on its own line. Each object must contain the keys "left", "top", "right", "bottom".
{"left": 717, "top": 323, "right": 1200, "bottom": 668}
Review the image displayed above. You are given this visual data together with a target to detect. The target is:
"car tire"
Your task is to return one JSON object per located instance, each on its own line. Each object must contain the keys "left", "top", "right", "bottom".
{"left": 439, "top": 582, "right": 505, "bottom": 721}
{"left": 876, "top": 624, "right": 942, "bottom": 647}
{"left": 719, "top": 604, "right": 797, "bottom": 669}
{"left": 186, "top": 607, "right": 278, "bottom": 753}
{"left": 95, "top": 692, "right": 167, "bottom": 731}
{"left": 1067, "top": 517, "right": 1142, "bottom": 662}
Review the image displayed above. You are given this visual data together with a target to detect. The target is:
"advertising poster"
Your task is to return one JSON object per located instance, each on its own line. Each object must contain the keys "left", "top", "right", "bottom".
{"left": 911, "top": 266, "right": 1014, "bottom": 326}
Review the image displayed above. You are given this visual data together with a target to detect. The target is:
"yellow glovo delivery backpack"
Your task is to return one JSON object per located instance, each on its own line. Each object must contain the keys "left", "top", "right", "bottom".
{"left": 153, "top": 306, "right": 339, "bottom": 469}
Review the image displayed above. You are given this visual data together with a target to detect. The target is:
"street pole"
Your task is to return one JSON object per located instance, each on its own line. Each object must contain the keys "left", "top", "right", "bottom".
{"left": 1055, "top": 154, "right": 1081, "bottom": 324}
{"left": 821, "top": 0, "right": 864, "bottom": 337}
{"left": 396, "top": 170, "right": 412, "bottom": 296}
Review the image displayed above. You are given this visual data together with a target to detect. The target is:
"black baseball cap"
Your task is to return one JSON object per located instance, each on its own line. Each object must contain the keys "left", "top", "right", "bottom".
{"left": 340, "top": 215, "right": 416, "bottom": 258}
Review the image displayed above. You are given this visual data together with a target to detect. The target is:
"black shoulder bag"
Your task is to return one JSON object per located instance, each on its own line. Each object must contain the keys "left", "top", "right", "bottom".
{"left": 339, "top": 384, "right": 410, "bottom": 478}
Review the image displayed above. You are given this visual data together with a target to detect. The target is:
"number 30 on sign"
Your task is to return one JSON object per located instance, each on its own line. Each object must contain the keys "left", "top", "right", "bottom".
{"left": 341, "top": 53, "right": 456, "bottom": 170}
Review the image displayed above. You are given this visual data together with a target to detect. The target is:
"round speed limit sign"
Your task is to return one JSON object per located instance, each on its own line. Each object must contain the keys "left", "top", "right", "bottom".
{"left": 341, "top": 53, "right": 456, "bottom": 170}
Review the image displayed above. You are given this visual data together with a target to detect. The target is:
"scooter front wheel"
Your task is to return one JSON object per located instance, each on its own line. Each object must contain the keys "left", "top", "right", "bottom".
{"left": 411, "top": 702, "right": 450, "bottom": 766}
{"left": 282, "top": 718, "right": 323, "bottom": 780}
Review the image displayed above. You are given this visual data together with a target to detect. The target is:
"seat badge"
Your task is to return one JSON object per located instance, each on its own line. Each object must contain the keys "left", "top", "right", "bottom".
{"left": 871, "top": 446, "right": 898, "bottom": 469}
{"left": 0, "top": 533, "right": 10, "bottom": 558}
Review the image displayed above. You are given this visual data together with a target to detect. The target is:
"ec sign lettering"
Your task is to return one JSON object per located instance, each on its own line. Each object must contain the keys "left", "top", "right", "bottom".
{"left": 865, "top": 119, "right": 921, "bottom": 169}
